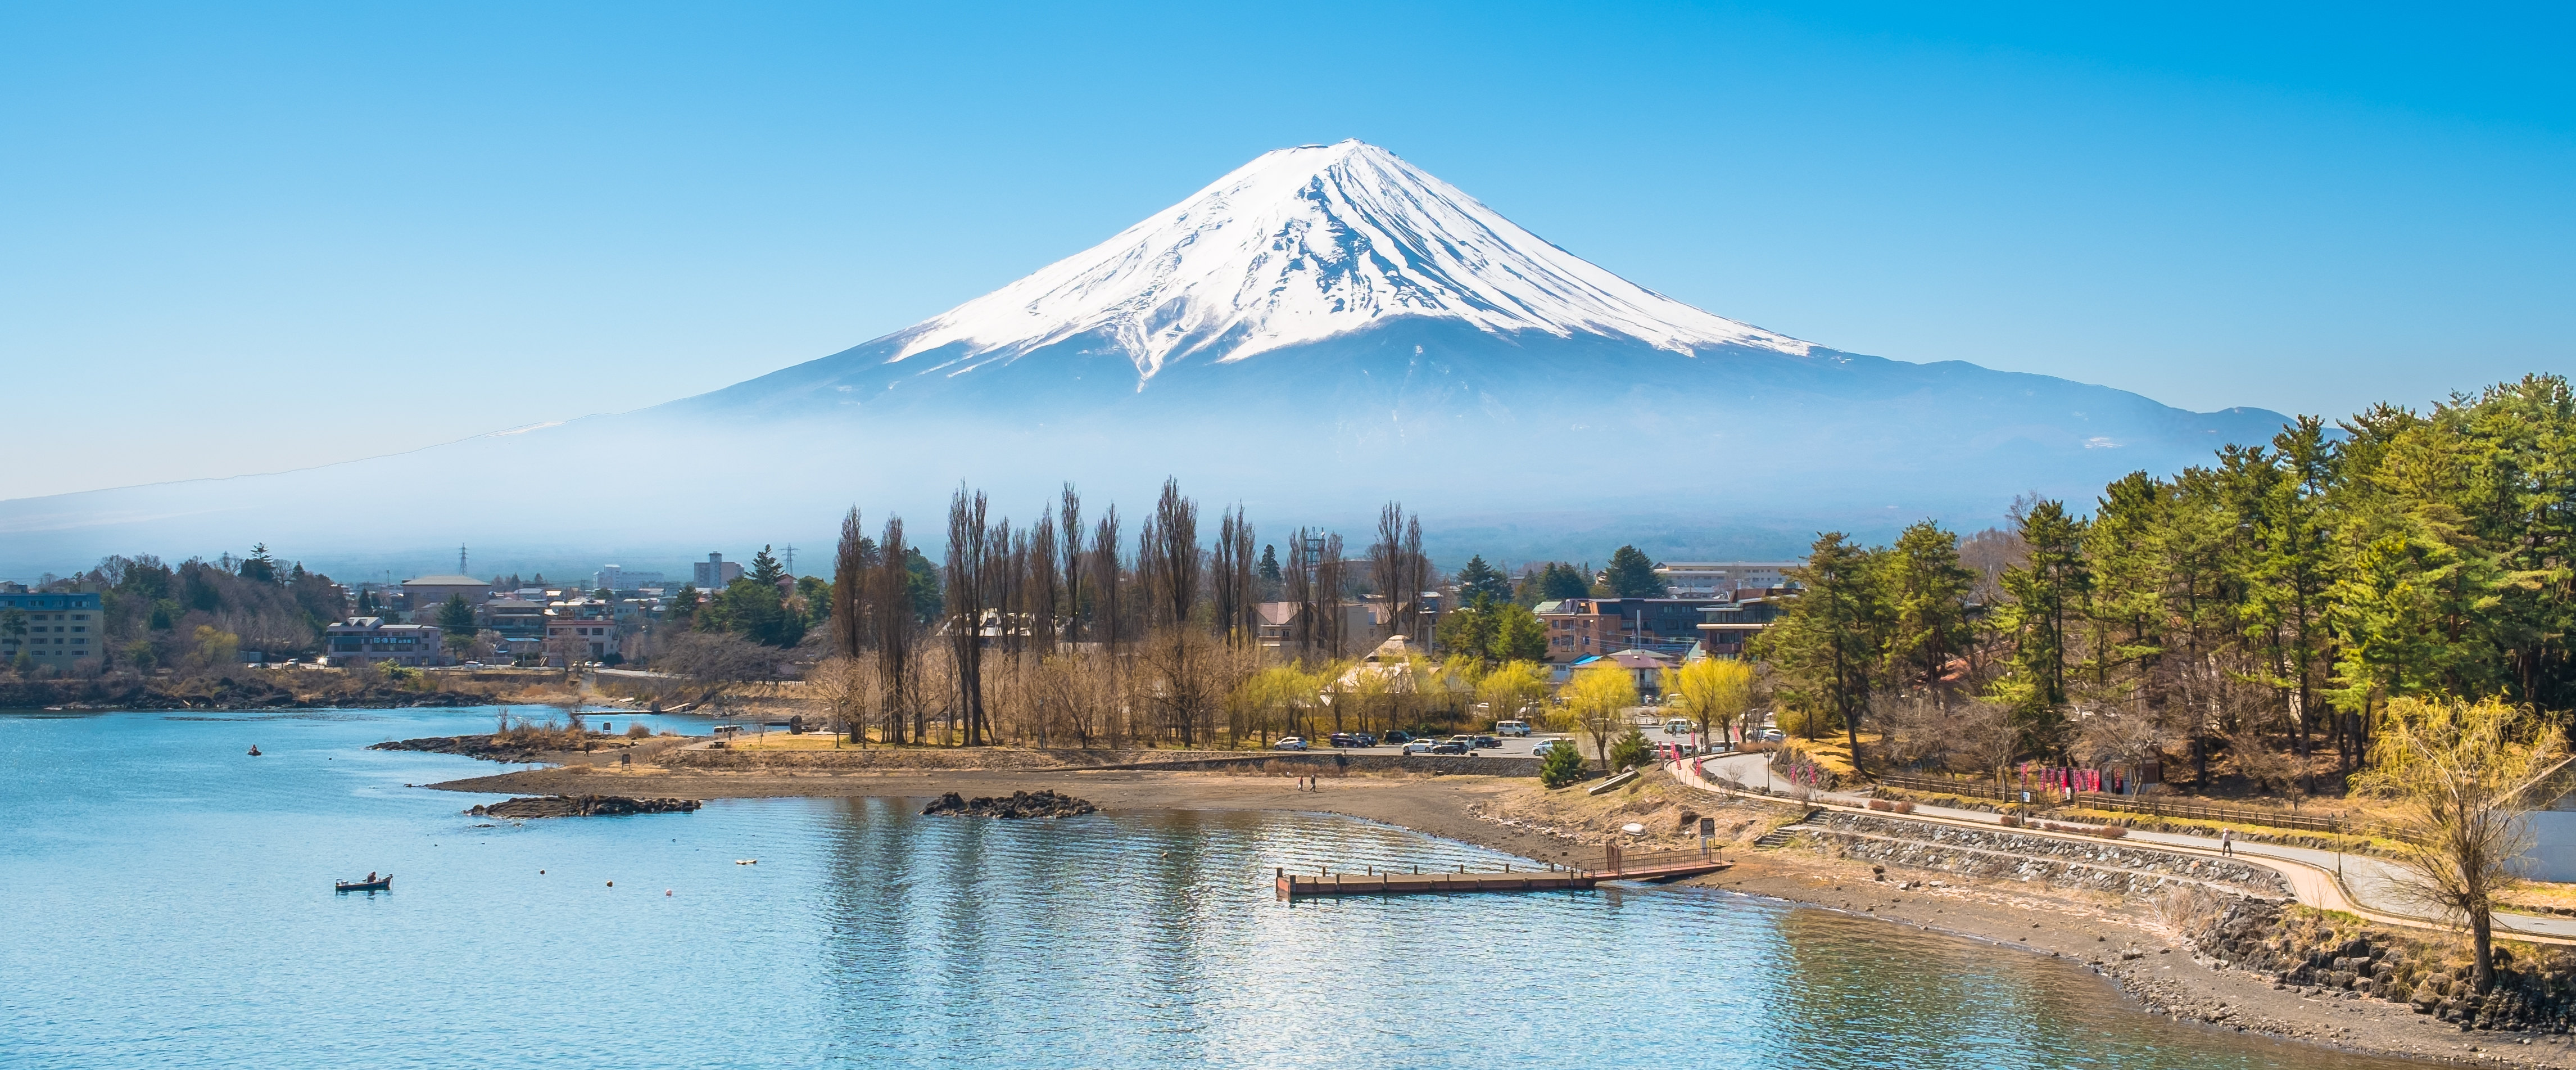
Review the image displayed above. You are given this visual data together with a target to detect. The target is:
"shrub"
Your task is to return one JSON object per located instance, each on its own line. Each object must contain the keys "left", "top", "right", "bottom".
{"left": 1608, "top": 726, "right": 1653, "bottom": 771}
{"left": 1540, "top": 742, "right": 1589, "bottom": 789}
{"left": 626, "top": 723, "right": 653, "bottom": 739}
{"left": 1776, "top": 705, "right": 1839, "bottom": 738}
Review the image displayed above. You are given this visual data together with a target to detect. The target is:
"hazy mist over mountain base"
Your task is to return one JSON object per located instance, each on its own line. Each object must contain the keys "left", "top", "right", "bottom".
{"left": 0, "top": 323, "right": 2282, "bottom": 580}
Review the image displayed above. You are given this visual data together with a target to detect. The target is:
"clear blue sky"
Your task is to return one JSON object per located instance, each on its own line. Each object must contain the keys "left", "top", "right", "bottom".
{"left": 6, "top": 1, "right": 2570, "bottom": 499}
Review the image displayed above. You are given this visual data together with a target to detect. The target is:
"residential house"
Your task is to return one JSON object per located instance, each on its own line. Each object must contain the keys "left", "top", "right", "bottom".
{"left": 1252, "top": 600, "right": 1380, "bottom": 657}
{"left": 544, "top": 597, "right": 618, "bottom": 666}
{"left": 1564, "top": 648, "right": 1681, "bottom": 698}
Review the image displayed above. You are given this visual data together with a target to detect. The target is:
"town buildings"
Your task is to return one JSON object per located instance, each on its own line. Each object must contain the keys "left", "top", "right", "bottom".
{"left": 1533, "top": 597, "right": 1711, "bottom": 661}
{"left": 323, "top": 616, "right": 451, "bottom": 668}
{"left": 2, "top": 589, "right": 104, "bottom": 669}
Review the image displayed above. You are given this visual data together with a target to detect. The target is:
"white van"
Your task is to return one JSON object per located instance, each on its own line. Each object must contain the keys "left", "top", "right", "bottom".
{"left": 1664, "top": 717, "right": 1691, "bottom": 735}
{"left": 1494, "top": 720, "right": 1532, "bottom": 737}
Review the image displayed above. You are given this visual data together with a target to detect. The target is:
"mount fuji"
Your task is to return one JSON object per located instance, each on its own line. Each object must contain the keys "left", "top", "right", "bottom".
{"left": 2, "top": 141, "right": 2284, "bottom": 575}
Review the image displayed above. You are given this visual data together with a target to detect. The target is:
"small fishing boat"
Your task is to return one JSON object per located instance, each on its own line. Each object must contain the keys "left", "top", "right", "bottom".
{"left": 333, "top": 874, "right": 392, "bottom": 892}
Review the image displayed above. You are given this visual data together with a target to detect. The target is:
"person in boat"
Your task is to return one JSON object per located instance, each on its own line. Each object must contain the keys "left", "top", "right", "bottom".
{"left": 365, "top": 872, "right": 377, "bottom": 883}
{"left": 247, "top": 744, "right": 261, "bottom": 756}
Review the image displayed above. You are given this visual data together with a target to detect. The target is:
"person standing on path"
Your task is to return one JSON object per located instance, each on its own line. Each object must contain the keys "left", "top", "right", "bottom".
{"left": 2221, "top": 829, "right": 2234, "bottom": 856}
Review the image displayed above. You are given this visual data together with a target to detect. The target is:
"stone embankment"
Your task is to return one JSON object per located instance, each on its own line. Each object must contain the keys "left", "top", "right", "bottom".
{"left": 466, "top": 795, "right": 701, "bottom": 818}
{"left": 1799, "top": 810, "right": 2294, "bottom": 900}
{"left": 2176, "top": 893, "right": 2576, "bottom": 1034}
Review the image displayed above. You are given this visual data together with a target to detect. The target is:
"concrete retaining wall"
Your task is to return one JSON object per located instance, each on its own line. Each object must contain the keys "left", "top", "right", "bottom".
{"left": 1804, "top": 811, "right": 2294, "bottom": 899}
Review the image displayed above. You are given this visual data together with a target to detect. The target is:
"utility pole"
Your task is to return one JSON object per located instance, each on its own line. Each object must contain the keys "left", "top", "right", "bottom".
{"left": 459, "top": 544, "right": 468, "bottom": 575}
{"left": 783, "top": 544, "right": 796, "bottom": 576}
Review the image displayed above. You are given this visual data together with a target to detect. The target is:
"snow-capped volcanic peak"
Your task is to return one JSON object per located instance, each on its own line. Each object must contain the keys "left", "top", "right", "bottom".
{"left": 890, "top": 139, "right": 1812, "bottom": 378}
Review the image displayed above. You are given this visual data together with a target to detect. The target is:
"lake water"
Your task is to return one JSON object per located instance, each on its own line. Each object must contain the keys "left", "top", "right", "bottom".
{"left": 1, "top": 706, "right": 2424, "bottom": 1068}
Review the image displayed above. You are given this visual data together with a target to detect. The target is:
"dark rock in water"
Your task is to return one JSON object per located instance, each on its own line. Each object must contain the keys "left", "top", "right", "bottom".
{"left": 467, "top": 795, "right": 701, "bottom": 819}
{"left": 921, "top": 789, "right": 1097, "bottom": 819}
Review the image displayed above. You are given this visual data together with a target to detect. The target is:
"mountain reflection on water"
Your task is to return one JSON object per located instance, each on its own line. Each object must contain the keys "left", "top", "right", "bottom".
{"left": 1, "top": 707, "right": 2423, "bottom": 1068}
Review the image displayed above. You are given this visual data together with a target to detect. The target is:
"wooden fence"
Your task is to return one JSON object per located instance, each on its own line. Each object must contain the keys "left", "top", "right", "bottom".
{"left": 1875, "top": 771, "right": 2381, "bottom": 838}
{"left": 1876, "top": 771, "right": 2013, "bottom": 801}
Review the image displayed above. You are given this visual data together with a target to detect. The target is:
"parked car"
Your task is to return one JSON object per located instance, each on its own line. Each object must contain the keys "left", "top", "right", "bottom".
{"left": 1665, "top": 718, "right": 1691, "bottom": 735}
{"left": 1401, "top": 739, "right": 1437, "bottom": 755}
{"left": 1472, "top": 734, "right": 1501, "bottom": 750}
{"left": 1428, "top": 741, "right": 1469, "bottom": 755}
{"left": 1328, "top": 732, "right": 1357, "bottom": 747}
{"left": 1383, "top": 730, "right": 1413, "bottom": 744}
{"left": 1759, "top": 728, "right": 1786, "bottom": 743}
{"left": 1493, "top": 720, "right": 1532, "bottom": 737}
{"left": 1273, "top": 737, "right": 1309, "bottom": 751}
{"left": 1350, "top": 732, "right": 1378, "bottom": 748}
{"left": 1532, "top": 739, "right": 1569, "bottom": 757}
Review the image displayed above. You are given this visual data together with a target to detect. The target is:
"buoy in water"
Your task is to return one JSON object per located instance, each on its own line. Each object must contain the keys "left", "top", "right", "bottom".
{"left": 606, "top": 881, "right": 613, "bottom": 887}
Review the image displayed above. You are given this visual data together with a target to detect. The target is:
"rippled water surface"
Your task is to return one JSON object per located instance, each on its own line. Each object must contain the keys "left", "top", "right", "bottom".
{"left": 2, "top": 707, "right": 2424, "bottom": 1068}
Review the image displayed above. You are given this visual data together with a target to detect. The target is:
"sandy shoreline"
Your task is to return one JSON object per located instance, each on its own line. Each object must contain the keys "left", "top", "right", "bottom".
{"left": 427, "top": 762, "right": 2568, "bottom": 1066}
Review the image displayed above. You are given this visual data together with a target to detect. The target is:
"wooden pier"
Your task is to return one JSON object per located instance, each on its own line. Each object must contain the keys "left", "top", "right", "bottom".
{"left": 1275, "top": 843, "right": 1730, "bottom": 900}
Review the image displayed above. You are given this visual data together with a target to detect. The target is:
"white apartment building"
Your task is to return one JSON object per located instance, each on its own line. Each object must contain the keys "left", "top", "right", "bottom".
{"left": 1653, "top": 562, "right": 1801, "bottom": 598}
{"left": 595, "top": 565, "right": 666, "bottom": 591}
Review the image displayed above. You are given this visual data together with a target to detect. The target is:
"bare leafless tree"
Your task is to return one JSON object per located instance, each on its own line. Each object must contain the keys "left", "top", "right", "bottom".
{"left": 1285, "top": 526, "right": 1316, "bottom": 660}
{"left": 1027, "top": 512, "right": 1059, "bottom": 656}
{"left": 871, "top": 515, "right": 916, "bottom": 744}
{"left": 1090, "top": 505, "right": 1123, "bottom": 654}
{"left": 1315, "top": 532, "right": 1347, "bottom": 658}
{"left": 1058, "top": 484, "right": 1084, "bottom": 644}
{"left": 945, "top": 485, "right": 991, "bottom": 746}
{"left": 831, "top": 507, "right": 870, "bottom": 665}
{"left": 1212, "top": 504, "right": 1255, "bottom": 647}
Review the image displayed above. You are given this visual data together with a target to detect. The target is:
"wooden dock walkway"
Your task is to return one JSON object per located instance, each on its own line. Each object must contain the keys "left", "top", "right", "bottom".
{"left": 1275, "top": 843, "right": 1729, "bottom": 900}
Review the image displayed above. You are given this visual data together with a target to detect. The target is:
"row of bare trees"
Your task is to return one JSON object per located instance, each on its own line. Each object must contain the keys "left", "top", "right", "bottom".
{"left": 810, "top": 480, "right": 1434, "bottom": 750}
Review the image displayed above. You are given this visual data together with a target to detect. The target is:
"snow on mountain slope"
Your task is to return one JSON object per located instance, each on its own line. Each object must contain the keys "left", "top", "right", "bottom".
{"left": 884, "top": 139, "right": 1812, "bottom": 381}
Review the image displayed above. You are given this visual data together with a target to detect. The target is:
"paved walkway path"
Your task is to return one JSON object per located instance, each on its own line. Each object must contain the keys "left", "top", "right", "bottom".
{"left": 1667, "top": 753, "right": 2576, "bottom": 943}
